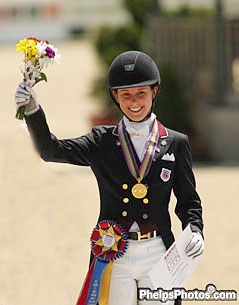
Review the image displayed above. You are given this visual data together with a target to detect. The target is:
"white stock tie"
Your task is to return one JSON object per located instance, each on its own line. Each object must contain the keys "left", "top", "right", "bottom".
{"left": 126, "top": 126, "right": 149, "bottom": 137}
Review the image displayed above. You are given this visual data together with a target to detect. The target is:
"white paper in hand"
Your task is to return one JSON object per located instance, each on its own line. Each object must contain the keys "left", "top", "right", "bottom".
{"left": 148, "top": 225, "right": 203, "bottom": 291}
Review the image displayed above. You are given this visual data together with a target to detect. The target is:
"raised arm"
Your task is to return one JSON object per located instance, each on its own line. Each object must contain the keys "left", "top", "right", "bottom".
{"left": 15, "top": 83, "right": 99, "bottom": 166}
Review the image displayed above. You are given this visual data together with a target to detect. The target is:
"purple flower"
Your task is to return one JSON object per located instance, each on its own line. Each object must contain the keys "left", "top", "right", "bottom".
{"left": 45, "top": 46, "right": 55, "bottom": 58}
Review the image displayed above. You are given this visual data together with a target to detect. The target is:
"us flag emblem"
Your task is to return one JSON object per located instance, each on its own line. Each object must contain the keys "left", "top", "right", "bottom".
{"left": 160, "top": 168, "right": 171, "bottom": 182}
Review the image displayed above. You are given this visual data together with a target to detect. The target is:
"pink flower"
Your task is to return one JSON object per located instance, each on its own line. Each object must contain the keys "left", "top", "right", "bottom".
{"left": 45, "top": 46, "right": 55, "bottom": 58}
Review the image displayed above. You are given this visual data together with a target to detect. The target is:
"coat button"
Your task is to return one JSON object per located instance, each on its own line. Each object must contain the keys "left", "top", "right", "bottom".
{"left": 123, "top": 198, "right": 129, "bottom": 203}
{"left": 122, "top": 211, "right": 128, "bottom": 217}
{"left": 116, "top": 141, "right": 121, "bottom": 146}
{"left": 122, "top": 184, "right": 128, "bottom": 190}
{"left": 142, "top": 213, "right": 149, "bottom": 220}
{"left": 161, "top": 140, "right": 167, "bottom": 146}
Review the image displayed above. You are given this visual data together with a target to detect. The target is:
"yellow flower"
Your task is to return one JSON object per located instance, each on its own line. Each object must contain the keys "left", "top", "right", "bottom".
{"left": 16, "top": 39, "right": 28, "bottom": 52}
{"left": 16, "top": 39, "right": 38, "bottom": 62}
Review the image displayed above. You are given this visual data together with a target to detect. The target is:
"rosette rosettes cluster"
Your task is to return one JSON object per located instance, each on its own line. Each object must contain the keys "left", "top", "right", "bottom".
{"left": 91, "top": 220, "right": 128, "bottom": 262}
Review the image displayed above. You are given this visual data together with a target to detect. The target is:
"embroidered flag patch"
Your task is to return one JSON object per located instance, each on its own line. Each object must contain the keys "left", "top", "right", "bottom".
{"left": 160, "top": 168, "right": 171, "bottom": 182}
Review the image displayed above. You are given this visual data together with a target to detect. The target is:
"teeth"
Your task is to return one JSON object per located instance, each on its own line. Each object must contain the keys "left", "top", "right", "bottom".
{"left": 130, "top": 107, "right": 141, "bottom": 112}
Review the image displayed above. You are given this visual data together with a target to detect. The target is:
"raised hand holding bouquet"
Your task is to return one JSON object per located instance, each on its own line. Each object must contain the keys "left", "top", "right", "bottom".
{"left": 15, "top": 37, "right": 61, "bottom": 120}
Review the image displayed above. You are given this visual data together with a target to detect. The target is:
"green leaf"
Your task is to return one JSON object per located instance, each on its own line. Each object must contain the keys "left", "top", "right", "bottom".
{"left": 15, "top": 106, "right": 25, "bottom": 120}
{"left": 34, "top": 72, "right": 48, "bottom": 85}
{"left": 40, "top": 72, "right": 47, "bottom": 82}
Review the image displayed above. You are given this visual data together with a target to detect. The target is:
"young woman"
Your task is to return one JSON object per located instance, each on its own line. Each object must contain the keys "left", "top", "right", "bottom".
{"left": 15, "top": 50, "right": 204, "bottom": 305}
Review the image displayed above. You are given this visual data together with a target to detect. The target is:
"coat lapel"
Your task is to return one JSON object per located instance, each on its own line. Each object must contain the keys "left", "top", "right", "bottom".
{"left": 154, "top": 121, "right": 173, "bottom": 161}
{"left": 111, "top": 120, "right": 174, "bottom": 162}
{"left": 155, "top": 137, "right": 174, "bottom": 159}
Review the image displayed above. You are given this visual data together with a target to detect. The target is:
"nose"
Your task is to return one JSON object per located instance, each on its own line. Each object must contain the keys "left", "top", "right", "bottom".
{"left": 131, "top": 94, "right": 139, "bottom": 103}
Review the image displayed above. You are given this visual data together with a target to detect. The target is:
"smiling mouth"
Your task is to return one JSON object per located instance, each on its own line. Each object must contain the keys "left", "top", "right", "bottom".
{"left": 129, "top": 107, "right": 143, "bottom": 113}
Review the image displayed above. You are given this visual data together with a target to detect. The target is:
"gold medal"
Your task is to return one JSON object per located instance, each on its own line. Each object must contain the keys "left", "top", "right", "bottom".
{"left": 131, "top": 183, "right": 148, "bottom": 199}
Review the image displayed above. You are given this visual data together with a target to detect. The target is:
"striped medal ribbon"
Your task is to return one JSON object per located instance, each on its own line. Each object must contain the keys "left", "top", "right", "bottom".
{"left": 118, "top": 119, "right": 159, "bottom": 199}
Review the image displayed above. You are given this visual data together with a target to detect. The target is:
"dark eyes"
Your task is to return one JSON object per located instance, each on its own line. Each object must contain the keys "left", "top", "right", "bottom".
{"left": 123, "top": 93, "right": 131, "bottom": 97}
{"left": 138, "top": 91, "right": 146, "bottom": 95}
{"left": 122, "top": 91, "right": 146, "bottom": 98}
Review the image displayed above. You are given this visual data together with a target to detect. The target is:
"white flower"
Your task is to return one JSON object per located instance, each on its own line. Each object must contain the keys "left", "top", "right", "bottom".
{"left": 54, "top": 52, "right": 61, "bottom": 64}
{"left": 35, "top": 41, "right": 48, "bottom": 57}
{"left": 39, "top": 57, "right": 51, "bottom": 68}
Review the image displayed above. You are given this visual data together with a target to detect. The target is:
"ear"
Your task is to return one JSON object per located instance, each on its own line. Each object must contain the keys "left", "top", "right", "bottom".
{"left": 152, "top": 85, "right": 159, "bottom": 99}
{"left": 111, "top": 89, "right": 119, "bottom": 102}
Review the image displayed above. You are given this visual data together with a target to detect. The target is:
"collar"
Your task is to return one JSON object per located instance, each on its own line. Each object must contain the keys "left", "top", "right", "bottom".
{"left": 123, "top": 113, "right": 156, "bottom": 131}
{"left": 112, "top": 114, "right": 168, "bottom": 138}
{"left": 123, "top": 113, "right": 156, "bottom": 137}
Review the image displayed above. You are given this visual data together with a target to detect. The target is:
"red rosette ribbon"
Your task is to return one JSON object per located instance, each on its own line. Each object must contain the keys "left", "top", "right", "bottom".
{"left": 76, "top": 220, "right": 128, "bottom": 305}
{"left": 91, "top": 220, "right": 128, "bottom": 262}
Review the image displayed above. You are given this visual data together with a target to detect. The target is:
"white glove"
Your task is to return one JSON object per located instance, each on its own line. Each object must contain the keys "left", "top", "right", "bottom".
{"left": 14, "top": 82, "right": 39, "bottom": 116}
{"left": 185, "top": 232, "right": 204, "bottom": 259}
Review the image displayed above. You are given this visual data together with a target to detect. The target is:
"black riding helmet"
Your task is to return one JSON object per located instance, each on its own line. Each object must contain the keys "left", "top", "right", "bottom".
{"left": 108, "top": 51, "right": 161, "bottom": 119}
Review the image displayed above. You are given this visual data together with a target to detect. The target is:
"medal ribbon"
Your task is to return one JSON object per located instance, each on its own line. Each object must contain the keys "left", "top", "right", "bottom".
{"left": 118, "top": 119, "right": 159, "bottom": 182}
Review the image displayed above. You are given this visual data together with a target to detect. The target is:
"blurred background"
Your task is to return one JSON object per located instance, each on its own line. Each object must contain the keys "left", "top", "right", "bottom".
{"left": 0, "top": 1, "right": 238, "bottom": 305}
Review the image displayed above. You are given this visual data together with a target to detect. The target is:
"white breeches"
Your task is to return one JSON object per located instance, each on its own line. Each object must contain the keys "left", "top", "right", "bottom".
{"left": 108, "top": 236, "right": 175, "bottom": 305}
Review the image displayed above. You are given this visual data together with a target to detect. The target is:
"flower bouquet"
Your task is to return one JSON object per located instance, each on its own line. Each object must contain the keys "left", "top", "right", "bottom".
{"left": 16, "top": 37, "right": 61, "bottom": 120}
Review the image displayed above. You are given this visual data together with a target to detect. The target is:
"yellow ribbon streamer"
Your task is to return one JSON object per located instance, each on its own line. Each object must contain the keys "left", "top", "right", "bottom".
{"left": 98, "top": 261, "right": 113, "bottom": 305}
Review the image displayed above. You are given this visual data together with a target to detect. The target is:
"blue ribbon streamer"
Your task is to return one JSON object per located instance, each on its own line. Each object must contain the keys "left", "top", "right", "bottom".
{"left": 86, "top": 259, "right": 108, "bottom": 305}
